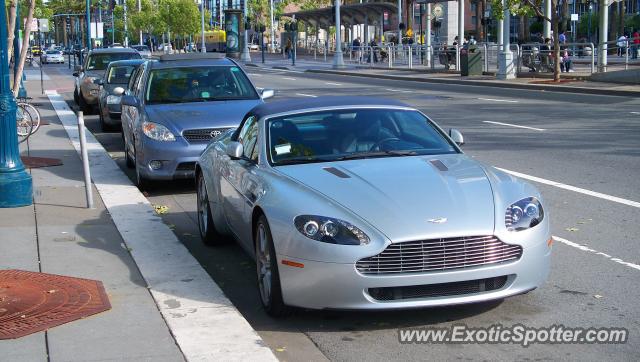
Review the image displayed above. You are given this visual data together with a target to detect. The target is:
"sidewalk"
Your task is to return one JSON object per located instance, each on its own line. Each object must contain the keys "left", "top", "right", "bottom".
{"left": 0, "top": 73, "right": 276, "bottom": 361}
{"left": 244, "top": 56, "right": 640, "bottom": 97}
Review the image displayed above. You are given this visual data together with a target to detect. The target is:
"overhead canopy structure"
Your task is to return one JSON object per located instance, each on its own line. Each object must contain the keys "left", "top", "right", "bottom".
{"left": 283, "top": 2, "right": 397, "bottom": 29}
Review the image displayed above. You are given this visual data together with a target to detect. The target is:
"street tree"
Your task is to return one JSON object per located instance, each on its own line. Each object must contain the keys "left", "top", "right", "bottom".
{"left": 129, "top": 0, "right": 165, "bottom": 46}
{"left": 13, "top": 0, "right": 37, "bottom": 96}
{"left": 158, "top": 0, "right": 200, "bottom": 47}
{"left": 490, "top": 0, "right": 563, "bottom": 81}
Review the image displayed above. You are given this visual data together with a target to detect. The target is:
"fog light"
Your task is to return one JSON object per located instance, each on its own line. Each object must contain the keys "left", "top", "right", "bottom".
{"left": 149, "top": 160, "right": 163, "bottom": 170}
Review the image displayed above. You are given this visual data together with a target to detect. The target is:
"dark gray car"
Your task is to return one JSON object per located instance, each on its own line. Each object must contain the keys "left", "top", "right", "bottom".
{"left": 73, "top": 48, "right": 141, "bottom": 113}
{"left": 96, "top": 59, "right": 145, "bottom": 131}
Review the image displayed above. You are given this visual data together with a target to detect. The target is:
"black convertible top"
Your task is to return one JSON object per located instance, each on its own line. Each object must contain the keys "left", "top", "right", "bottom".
{"left": 250, "top": 96, "right": 411, "bottom": 119}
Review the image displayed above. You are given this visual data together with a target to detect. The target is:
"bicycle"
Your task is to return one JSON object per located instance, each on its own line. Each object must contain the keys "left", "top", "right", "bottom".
{"left": 16, "top": 97, "right": 41, "bottom": 136}
{"left": 16, "top": 105, "right": 34, "bottom": 144}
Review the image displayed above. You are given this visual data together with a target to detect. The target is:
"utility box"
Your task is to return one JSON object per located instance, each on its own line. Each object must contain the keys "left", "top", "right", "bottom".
{"left": 461, "top": 45, "right": 483, "bottom": 76}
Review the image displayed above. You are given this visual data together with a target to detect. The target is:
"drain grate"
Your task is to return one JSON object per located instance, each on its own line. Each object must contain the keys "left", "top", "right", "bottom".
{"left": 0, "top": 270, "right": 111, "bottom": 339}
{"left": 20, "top": 156, "right": 63, "bottom": 168}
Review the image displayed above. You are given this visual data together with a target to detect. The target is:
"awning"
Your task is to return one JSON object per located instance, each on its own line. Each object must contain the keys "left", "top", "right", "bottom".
{"left": 284, "top": 2, "right": 398, "bottom": 28}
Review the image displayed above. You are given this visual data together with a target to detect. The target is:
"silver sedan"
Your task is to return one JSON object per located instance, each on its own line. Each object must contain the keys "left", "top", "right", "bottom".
{"left": 195, "top": 97, "right": 552, "bottom": 316}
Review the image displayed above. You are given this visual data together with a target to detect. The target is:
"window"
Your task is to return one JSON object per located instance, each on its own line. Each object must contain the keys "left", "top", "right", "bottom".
{"left": 145, "top": 66, "right": 258, "bottom": 104}
{"left": 236, "top": 116, "right": 259, "bottom": 161}
{"left": 85, "top": 52, "right": 141, "bottom": 70}
{"left": 107, "top": 65, "right": 136, "bottom": 84}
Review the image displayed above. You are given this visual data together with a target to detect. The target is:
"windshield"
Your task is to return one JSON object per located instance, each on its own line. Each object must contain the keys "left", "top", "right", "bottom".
{"left": 133, "top": 46, "right": 150, "bottom": 51}
{"left": 107, "top": 65, "right": 137, "bottom": 84}
{"left": 145, "top": 66, "right": 258, "bottom": 104}
{"left": 268, "top": 109, "right": 458, "bottom": 165}
{"left": 46, "top": 51, "right": 61, "bottom": 55}
{"left": 86, "top": 53, "right": 141, "bottom": 70}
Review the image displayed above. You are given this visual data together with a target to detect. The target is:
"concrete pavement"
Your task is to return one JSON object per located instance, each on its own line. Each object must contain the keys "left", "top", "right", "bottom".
{"left": 0, "top": 65, "right": 277, "bottom": 361}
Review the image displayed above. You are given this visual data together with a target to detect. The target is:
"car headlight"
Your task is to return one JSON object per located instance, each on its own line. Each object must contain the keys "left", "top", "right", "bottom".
{"left": 505, "top": 197, "right": 544, "bottom": 231}
{"left": 294, "top": 215, "right": 370, "bottom": 245}
{"left": 106, "top": 95, "right": 121, "bottom": 104}
{"left": 142, "top": 121, "right": 175, "bottom": 142}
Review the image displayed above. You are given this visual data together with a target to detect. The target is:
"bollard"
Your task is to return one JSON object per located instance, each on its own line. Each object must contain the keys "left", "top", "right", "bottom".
{"left": 388, "top": 46, "right": 393, "bottom": 68}
{"left": 625, "top": 41, "right": 629, "bottom": 71}
{"left": 77, "top": 112, "right": 94, "bottom": 209}
{"left": 484, "top": 44, "right": 489, "bottom": 73}
{"left": 408, "top": 46, "right": 413, "bottom": 69}
{"left": 590, "top": 43, "right": 595, "bottom": 74}
{"left": 40, "top": 59, "right": 44, "bottom": 95}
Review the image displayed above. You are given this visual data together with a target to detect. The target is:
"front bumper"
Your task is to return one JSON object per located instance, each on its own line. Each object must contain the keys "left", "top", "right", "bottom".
{"left": 81, "top": 84, "right": 100, "bottom": 104}
{"left": 137, "top": 136, "right": 206, "bottom": 180}
{"left": 277, "top": 237, "right": 551, "bottom": 310}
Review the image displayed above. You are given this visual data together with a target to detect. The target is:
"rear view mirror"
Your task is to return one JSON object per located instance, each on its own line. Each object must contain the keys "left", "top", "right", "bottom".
{"left": 113, "top": 87, "right": 125, "bottom": 96}
{"left": 121, "top": 95, "right": 138, "bottom": 107}
{"left": 260, "top": 88, "right": 275, "bottom": 100}
{"left": 449, "top": 129, "right": 464, "bottom": 146}
{"left": 226, "top": 141, "right": 244, "bottom": 159}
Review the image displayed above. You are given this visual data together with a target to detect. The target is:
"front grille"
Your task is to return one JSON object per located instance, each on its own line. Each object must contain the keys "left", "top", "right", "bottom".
{"left": 356, "top": 236, "right": 522, "bottom": 275}
{"left": 182, "top": 128, "right": 232, "bottom": 143}
{"left": 176, "top": 162, "right": 196, "bottom": 171}
{"left": 368, "top": 275, "right": 510, "bottom": 301}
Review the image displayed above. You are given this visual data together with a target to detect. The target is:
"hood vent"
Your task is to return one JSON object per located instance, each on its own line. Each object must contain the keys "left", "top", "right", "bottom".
{"left": 429, "top": 159, "right": 448, "bottom": 171}
{"left": 323, "top": 167, "right": 351, "bottom": 178}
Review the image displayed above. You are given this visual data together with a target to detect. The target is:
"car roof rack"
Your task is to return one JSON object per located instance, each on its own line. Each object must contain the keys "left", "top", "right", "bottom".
{"left": 158, "top": 53, "right": 227, "bottom": 61}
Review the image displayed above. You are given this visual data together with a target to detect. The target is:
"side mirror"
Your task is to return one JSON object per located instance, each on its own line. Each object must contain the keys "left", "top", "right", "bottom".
{"left": 113, "top": 87, "right": 125, "bottom": 96}
{"left": 226, "top": 141, "right": 244, "bottom": 159}
{"left": 449, "top": 129, "right": 464, "bottom": 146}
{"left": 121, "top": 95, "right": 138, "bottom": 107}
{"left": 260, "top": 88, "right": 275, "bottom": 100}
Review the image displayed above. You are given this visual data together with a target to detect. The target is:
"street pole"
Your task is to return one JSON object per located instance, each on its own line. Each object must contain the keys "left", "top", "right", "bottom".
{"left": 457, "top": 0, "right": 465, "bottom": 68}
{"left": 240, "top": 0, "right": 251, "bottom": 61}
{"left": 0, "top": 0, "right": 33, "bottom": 207}
{"left": 597, "top": 0, "right": 608, "bottom": 72}
{"left": 270, "top": 0, "right": 275, "bottom": 53}
{"left": 543, "top": 0, "right": 551, "bottom": 40}
{"left": 497, "top": 0, "right": 515, "bottom": 79}
{"left": 426, "top": 3, "right": 432, "bottom": 67}
{"left": 124, "top": 0, "right": 129, "bottom": 47}
{"left": 86, "top": 0, "right": 91, "bottom": 50}
{"left": 112, "top": 8, "right": 115, "bottom": 45}
{"left": 397, "top": 0, "right": 402, "bottom": 44}
{"left": 138, "top": 0, "right": 143, "bottom": 45}
{"left": 201, "top": 0, "right": 206, "bottom": 52}
{"left": 333, "top": 0, "right": 345, "bottom": 68}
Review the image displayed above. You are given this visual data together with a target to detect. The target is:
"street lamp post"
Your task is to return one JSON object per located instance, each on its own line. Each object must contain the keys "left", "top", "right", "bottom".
{"left": 86, "top": 0, "right": 91, "bottom": 50}
{"left": 333, "top": 0, "right": 345, "bottom": 68}
{"left": 123, "top": 0, "right": 129, "bottom": 47}
{"left": 138, "top": 0, "right": 143, "bottom": 45}
{"left": 240, "top": 0, "right": 251, "bottom": 61}
{"left": 270, "top": 0, "right": 276, "bottom": 53}
{"left": 201, "top": 0, "right": 206, "bottom": 52}
{"left": 0, "top": 0, "right": 33, "bottom": 207}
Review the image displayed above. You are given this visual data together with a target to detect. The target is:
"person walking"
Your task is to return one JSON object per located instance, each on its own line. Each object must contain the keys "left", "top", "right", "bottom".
{"left": 632, "top": 30, "right": 640, "bottom": 59}
{"left": 617, "top": 35, "right": 627, "bottom": 57}
{"left": 285, "top": 38, "right": 292, "bottom": 59}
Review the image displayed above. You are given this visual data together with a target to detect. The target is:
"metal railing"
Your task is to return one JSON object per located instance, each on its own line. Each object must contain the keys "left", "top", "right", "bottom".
{"left": 518, "top": 42, "right": 595, "bottom": 74}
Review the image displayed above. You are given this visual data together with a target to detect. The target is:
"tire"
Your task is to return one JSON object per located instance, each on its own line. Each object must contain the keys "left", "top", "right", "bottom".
{"left": 98, "top": 104, "right": 116, "bottom": 132}
{"left": 78, "top": 91, "right": 91, "bottom": 114}
{"left": 123, "top": 132, "right": 134, "bottom": 168}
{"left": 196, "top": 172, "right": 226, "bottom": 245}
{"left": 133, "top": 144, "right": 152, "bottom": 191}
{"left": 255, "top": 215, "right": 290, "bottom": 317}
{"left": 19, "top": 103, "right": 40, "bottom": 135}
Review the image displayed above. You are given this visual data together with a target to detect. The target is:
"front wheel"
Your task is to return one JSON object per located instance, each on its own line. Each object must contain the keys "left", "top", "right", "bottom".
{"left": 196, "top": 172, "right": 226, "bottom": 245}
{"left": 255, "top": 215, "right": 289, "bottom": 317}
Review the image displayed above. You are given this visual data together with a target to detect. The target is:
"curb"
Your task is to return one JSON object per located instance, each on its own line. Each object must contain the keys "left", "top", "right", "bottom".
{"left": 306, "top": 69, "right": 640, "bottom": 97}
{"left": 47, "top": 91, "right": 278, "bottom": 362}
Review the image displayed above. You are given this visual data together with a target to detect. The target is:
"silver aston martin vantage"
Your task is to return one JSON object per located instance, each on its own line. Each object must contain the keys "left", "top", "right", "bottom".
{"left": 195, "top": 97, "right": 551, "bottom": 316}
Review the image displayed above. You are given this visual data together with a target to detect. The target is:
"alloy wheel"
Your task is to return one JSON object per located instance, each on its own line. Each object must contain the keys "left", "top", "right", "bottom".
{"left": 256, "top": 223, "right": 272, "bottom": 305}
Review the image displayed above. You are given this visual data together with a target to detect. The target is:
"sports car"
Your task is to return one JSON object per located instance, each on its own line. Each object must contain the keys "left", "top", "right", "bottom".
{"left": 195, "top": 97, "right": 551, "bottom": 316}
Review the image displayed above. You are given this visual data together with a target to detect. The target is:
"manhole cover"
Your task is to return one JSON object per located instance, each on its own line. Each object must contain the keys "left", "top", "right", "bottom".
{"left": 0, "top": 270, "right": 111, "bottom": 339}
{"left": 20, "top": 156, "right": 63, "bottom": 168}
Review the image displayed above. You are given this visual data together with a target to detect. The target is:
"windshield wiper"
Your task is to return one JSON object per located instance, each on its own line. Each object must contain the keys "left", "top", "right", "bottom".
{"left": 336, "top": 150, "right": 418, "bottom": 160}
{"left": 275, "top": 157, "right": 335, "bottom": 166}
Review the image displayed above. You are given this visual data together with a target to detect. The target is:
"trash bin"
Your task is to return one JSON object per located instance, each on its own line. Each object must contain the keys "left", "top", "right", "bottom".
{"left": 461, "top": 45, "right": 483, "bottom": 76}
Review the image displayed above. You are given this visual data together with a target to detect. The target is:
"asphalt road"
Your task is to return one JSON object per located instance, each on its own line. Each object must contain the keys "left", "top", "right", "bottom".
{"left": 42, "top": 61, "right": 640, "bottom": 361}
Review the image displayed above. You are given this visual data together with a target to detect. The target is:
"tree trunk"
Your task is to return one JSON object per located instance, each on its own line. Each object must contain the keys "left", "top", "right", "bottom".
{"left": 13, "top": 0, "right": 36, "bottom": 96}
{"left": 552, "top": 0, "right": 561, "bottom": 82}
{"left": 7, "top": 0, "right": 18, "bottom": 61}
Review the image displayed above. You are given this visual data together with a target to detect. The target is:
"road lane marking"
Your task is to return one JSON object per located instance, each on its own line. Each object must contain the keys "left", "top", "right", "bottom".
{"left": 478, "top": 98, "right": 519, "bottom": 103}
{"left": 247, "top": 73, "right": 262, "bottom": 77}
{"left": 296, "top": 93, "right": 317, "bottom": 97}
{"left": 552, "top": 236, "right": 640, "bottom": 272}
{"left": 483, "top": 121, "right": 546, "bottom": 131}
{"left": 385, "top": 88, "right": 401, "bottom": 92}
{"left": 325, "top": 82, "right": 342, "bottom": 86}
{"left": 283, "top": 77, "right": 297, "bottom": 81}
{"left": 46, "top": 91, "right": 278, "bottom": 361}
{"left": 497, "top": 167, "right": 640, "bottom": 209}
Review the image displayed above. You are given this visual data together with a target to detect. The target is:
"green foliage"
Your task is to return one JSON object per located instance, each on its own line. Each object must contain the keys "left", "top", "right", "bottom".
{"left": 489, "top": 0, "right": 543, "bottom": 21}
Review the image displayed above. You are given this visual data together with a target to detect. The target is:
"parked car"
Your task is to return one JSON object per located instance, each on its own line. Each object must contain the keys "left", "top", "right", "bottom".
{"left": 42, "top": 50, "right": 65, "bottom": 64}
{"left": 109, "top": 43, "right": 124, "bottom": 48}
{"left": 195, "top": 97, "right": 551, "bottom": 316}
{"left": 95, "top": 59, "right": 145, "bottom": 131}
{"left": 30, "top": 46, "right": 42, "bottom": 56}
{"left": 119, "top": 53, "right": 274, "bottom": 188}
{"left": 73, "top": 47, "right": 142, "bottom": 113}
{"left": 131, "top": 45, "right": 152, "bottom": 58}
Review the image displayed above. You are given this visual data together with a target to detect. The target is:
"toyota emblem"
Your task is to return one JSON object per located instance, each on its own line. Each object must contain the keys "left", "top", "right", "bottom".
{"left": 210, "top": 130, "right": 222, "bottom": 138}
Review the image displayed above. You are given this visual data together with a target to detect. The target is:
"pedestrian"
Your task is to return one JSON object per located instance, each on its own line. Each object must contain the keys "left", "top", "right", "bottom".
{"left": 285, "top": 38, "right": 292, "bottom": 59}
{"left": 559, "top": 31, "right": 566, "bottom": 44}
{"left": 617, "top": 34, "right": 627, "bottom": 57}
{"left": 560, "top": 47, "right": 572, "bottom": 72}
{"left": 352, "top": 37, "right": 361, "bottom": 58}
{"left": 369, "top": 38, "right": 379, "bottom": 63}
{"left": 632, "top": 30, "right": 640, "bottom": 59}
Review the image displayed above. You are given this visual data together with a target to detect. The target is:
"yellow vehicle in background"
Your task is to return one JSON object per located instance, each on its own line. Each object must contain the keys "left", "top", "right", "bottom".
{"left": 194, "top": 30, "right": 226, "bottom": 53}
